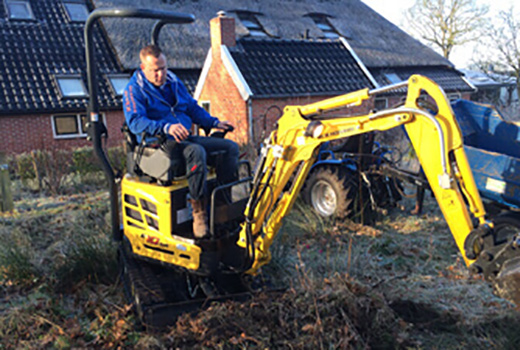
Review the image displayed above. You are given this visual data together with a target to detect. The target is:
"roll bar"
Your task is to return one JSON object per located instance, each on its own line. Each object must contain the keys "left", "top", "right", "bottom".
{"left": 84, "top": 8, "right": 195, "bottom": 240}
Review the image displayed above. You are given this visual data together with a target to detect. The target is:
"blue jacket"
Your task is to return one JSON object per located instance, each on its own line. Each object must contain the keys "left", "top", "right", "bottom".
{"left": 123, "top": 69, "right": 219, "bottom": 143}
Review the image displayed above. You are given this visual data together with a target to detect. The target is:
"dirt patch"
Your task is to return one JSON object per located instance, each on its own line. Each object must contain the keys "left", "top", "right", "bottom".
{"left": 390, "top": 299, "right": 459, "bottom": 332}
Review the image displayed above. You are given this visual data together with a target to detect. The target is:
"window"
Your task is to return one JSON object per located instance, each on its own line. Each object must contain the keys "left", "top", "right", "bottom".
{"left": 306, "top": 14, "right": 339, "bottom": 39}
{"left": 63, "top": 1, "right": 89, "bottom": 22}
{"left": 448, "top": 93, "right": 462, "bottom": 102}
{"left": 6, "top": 0, "right": 34, "bottom": 20}
{"left": 235, "top": 11, "right": 268, "bottom": 37}
{"left": 51, "top": 113, "right": 105, "bottom": 138}
{"left": 374, "top": 98, "right": 388, "bottom": 111}
{"left": 107, "top": 75, "right": 130, "bottom": 96}
{"left": 55, "top": 76, "right": 88, "bottom": 98}
{"left": 200, "top": 101, "right": 211, "bottom": 114}
{"left": 384, "top": 73, "right": 402, "bottom": 84}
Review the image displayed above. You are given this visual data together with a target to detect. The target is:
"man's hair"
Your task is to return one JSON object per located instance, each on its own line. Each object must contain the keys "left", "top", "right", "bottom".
{"left": 140, "top": 44, "right": 163, "bottom": 62}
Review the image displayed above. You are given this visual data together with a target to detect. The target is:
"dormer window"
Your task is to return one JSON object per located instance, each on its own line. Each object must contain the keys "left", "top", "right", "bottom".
{"left": 235, "top": 11, "right": 267, "bottom": 37}
{"left": 55, "top": 75, "right": 88, "bottom": 98}
{"left": 107, "top": 74, "right": 130, "bottom": 96}
{"left": 6, "top": 0, "right": 35, "bottom": 20}
{"left": 63, "top": 0, "right": 89, "bottom": 22}
{"left": 306, "top": 13, "right": 339, "bottom": 39}
{"left": 384, "top": 73, "right": 402, "bottom": 84}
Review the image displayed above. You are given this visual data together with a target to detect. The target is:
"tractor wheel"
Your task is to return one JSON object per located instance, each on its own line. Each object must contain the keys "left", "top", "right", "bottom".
{"left": 303, "top": 166, "right": 373, "bottom": 223}
{"left": 493, "top": 211, "right": 520, "bottom": 245}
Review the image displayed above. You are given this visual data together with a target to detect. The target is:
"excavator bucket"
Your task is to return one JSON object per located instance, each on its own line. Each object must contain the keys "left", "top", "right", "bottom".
{"left": 494, "top": 256, "right": 520, "bottom": 306}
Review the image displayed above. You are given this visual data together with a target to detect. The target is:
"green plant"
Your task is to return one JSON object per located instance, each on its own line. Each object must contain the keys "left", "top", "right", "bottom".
{"left": 53, "top": 233, "right": 118, "bottom": 291}
{"left": 0, "top": 242, "right": 39, "bottom": 286}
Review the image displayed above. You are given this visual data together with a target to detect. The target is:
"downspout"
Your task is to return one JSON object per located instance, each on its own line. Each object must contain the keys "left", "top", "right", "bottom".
{"left": 247, "top": 98, "right": 253, "bottom": 145}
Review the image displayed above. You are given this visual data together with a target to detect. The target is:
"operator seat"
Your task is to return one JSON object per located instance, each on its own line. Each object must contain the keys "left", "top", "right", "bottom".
{"left": 122, "top": 123, "right": 185, "bottom": 183}
{"left": 122, "top": 123, "right": 227, "bottom": 185}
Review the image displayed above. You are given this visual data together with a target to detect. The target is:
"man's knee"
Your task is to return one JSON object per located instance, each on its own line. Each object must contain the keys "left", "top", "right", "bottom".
{"left": 225, "top": 140, "right": 239, "bottom": 159}
{"left": 184, "top": 143, "right": 207, "bottom": 163}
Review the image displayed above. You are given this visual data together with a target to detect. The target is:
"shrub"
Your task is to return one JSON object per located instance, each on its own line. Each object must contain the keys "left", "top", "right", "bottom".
{"left": 0, "top": 242, "right": 39, "bottom": 286}
{"left": 10, "top": 146, "right": 126, "bottom": 194}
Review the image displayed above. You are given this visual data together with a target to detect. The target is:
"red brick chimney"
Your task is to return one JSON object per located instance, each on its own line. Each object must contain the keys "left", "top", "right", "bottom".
{"left": 210, "top": 11, "right": 236, "bottom": 56}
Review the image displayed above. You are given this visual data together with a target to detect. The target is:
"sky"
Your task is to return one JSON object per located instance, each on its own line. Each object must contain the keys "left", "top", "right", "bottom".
{"left": 361, "top": 0, "right": 517, "bottom": 68}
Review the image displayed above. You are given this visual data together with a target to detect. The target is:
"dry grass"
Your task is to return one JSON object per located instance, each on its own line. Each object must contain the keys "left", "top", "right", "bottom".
{"left": 1, "top": 180, "right": 520, "bottom": 349}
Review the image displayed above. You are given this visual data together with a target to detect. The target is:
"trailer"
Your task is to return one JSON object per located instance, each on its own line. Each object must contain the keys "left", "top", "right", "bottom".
{"left": 450, "top": 99, "right": 520, "bottom": 235}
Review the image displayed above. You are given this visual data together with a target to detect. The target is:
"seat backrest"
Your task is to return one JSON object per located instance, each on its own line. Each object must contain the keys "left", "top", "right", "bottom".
{"left": 121, "top": 122, "right": 138, "bottom": 153}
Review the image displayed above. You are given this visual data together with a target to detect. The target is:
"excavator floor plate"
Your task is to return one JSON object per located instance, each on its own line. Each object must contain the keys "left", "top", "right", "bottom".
{"left": 119, "top": 243, "right": 255, "bottom": 330}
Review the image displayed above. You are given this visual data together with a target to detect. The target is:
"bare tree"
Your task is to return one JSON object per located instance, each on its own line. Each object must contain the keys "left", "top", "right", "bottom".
{"left": 405, "top": 0, "right": 488, "bottom": 59}
{"left": 485, "top": 8, "right": 520, "bottom": 101}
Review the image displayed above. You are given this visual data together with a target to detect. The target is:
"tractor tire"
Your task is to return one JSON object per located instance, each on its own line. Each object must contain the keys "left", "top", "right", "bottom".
{"left": 493, "top": 211, "right": 520, "bottom": 245}
{"left": 303, "top": 166, "right": 373, "bottom": 223}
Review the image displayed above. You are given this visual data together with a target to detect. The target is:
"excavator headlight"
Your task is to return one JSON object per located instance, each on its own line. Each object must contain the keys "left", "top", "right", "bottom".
{"left": 305, "top": 120, "right": 324, "bottom": 138}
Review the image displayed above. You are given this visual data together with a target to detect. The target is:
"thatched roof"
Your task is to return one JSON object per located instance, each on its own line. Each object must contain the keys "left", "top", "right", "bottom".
{"left": 94, "top": 0, "right": 451, "bottom": 70}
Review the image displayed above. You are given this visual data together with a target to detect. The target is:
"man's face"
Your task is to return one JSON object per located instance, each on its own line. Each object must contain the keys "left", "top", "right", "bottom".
{"left": 140, "top": 53, "right": 167, "bottom": 87}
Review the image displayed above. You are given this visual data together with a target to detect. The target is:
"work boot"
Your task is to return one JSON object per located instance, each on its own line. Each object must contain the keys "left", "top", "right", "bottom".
{"left": 189, "top": 199, "right": 208, "bottom": 238}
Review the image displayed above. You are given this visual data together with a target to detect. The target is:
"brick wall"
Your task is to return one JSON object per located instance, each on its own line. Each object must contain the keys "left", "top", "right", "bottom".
{"left": 0, "top": 110, "right": 125, "bottom": 155}
{"left": 251, "top": 95, "right": 374, "bottom": 145}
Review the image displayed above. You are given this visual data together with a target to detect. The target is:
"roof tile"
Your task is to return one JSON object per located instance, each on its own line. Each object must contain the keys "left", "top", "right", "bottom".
{"left": 0, "top": 0, "right": 124, "bottom": 115}
{"left": 230, "top": 38, "right": 375, "bottom": 97}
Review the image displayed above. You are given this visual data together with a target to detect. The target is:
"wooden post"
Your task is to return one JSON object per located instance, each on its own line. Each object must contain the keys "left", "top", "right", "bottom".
{"left": 0, "top": 152, "right": 14, "bottom": 212}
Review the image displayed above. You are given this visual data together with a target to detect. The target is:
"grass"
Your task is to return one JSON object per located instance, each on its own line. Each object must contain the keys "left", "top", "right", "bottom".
{"left": 1, "top": 178, "right": 520, "bottom": 349}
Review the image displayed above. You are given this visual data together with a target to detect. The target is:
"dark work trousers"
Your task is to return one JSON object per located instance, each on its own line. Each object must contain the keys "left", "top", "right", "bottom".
{"left": 161, "top": 136, "right": 239, "bottom": 201}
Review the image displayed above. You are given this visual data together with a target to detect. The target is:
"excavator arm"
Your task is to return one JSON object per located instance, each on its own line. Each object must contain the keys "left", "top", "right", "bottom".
{"left": 237, "top": 75, "right": 520, "bottom": 304}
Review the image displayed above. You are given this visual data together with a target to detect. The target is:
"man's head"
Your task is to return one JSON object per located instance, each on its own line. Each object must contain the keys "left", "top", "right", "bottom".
{"left": 140, "top": 44, "right": 167, "bottom": 87}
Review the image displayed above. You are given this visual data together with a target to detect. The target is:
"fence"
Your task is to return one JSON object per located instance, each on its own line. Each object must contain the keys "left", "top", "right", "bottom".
{"left": 0, "top": 152, "right": 14, "bottom": 212}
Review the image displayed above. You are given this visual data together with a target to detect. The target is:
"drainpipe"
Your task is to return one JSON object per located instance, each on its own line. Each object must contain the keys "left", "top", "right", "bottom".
{"left": 247, "top": 98, "right": 253, "bottom": 145}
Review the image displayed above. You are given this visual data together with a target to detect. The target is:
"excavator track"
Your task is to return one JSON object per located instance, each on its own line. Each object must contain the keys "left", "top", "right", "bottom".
{"left": 119, "top": 240, "right": 253, "bottom": 330}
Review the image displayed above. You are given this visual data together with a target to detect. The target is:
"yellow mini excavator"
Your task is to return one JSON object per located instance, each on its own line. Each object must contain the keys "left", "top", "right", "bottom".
{"left": 86, "top": 9, "right": 520, "bottom": 328}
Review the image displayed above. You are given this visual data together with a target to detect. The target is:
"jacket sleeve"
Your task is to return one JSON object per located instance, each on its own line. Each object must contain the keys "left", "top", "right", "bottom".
{"left": 123, "top": 84, "right": 169, "bottom": 136}
{"left": 178, "top": 81, "right": 219, "bottom": 130}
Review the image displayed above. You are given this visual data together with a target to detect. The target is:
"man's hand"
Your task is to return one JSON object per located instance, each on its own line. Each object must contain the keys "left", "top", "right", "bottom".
{"left": 216, "top": 121, "right": 235, "bottom": 132}
{"left": 167, "top": 123, "right": 189, "bottom": 142}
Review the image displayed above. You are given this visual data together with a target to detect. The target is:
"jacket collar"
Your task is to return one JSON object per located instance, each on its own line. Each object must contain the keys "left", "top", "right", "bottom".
{"left": 134, "top": 69, "right": 179, "bottom": 109}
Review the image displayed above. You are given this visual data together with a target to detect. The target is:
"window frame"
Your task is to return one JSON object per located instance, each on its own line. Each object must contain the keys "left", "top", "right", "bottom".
{"left": 306, "top": 13, "right": 339, "bottom": 39}
{"left": 62, "top": 0, "right": 90, "bottom": 22}
{"left": 235, "top": 11, "right": 268, "bottom": 37}
{"left": 5, "top": 0, "right": 35, "bottom": 21}
{"left": 106, "top": 74, "right": 130, "bottom": 97}
{"left": 200, "top": 101, "right": 211, "bottom": 114}
{"left": 384, "top": 73, "right": 402, "bottom": 85}
{"left": 374, "top": 97, "right": 388, "bottom": 111}
{"left": 447, "top": 92, "right": 462, "bottom": 102}
{"left": 51, "top": 113, "right": 106, "bottom": 139}
{"left": 55, "top": 75, "right": 88, "bottom": 99}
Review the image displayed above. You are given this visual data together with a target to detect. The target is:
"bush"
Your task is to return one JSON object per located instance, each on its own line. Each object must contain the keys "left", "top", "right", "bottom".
{"left": 9, "top": 146, "right": 126, "bottom": 194}
{"left": 71, "top": 147, "right": 100, "bottom": 175}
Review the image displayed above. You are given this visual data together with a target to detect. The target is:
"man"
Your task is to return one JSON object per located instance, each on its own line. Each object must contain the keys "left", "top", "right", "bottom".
{"left": 123, "top": 44, "right": 239, "bottom": 238}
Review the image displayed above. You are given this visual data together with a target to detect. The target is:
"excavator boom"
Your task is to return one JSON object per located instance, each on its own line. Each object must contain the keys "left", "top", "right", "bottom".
{"left": 238, "top": 75, "right": 520, "bottom": 305}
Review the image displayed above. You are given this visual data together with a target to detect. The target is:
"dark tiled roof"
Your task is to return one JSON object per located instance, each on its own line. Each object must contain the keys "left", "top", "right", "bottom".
{"left": 171, "top": 68, "right": 201, "bottom": 95}
{"left": 370, "top": 66, "right": 475, "bottom": 94}
{"left": 0, "top": 0, "right": 124, "bottom": 116}
{"left": 229, "top": 38, "right": 375, "bottom": 97}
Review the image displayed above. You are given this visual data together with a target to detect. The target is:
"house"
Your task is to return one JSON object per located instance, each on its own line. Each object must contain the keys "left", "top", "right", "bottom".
{"left": 1, "top": 0, "right": 476, "bottom": 153}
{"left": 0, "top": 0, "right": 129, "bottom": 155}
{"left": 99, "top": 0, "right": 474, "bottom": 145}
{"left": 460, "top": 69, "right": 518, "bottom": 107}
{"left": 194, "top": 13, "right": 376, "bottom": 145}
